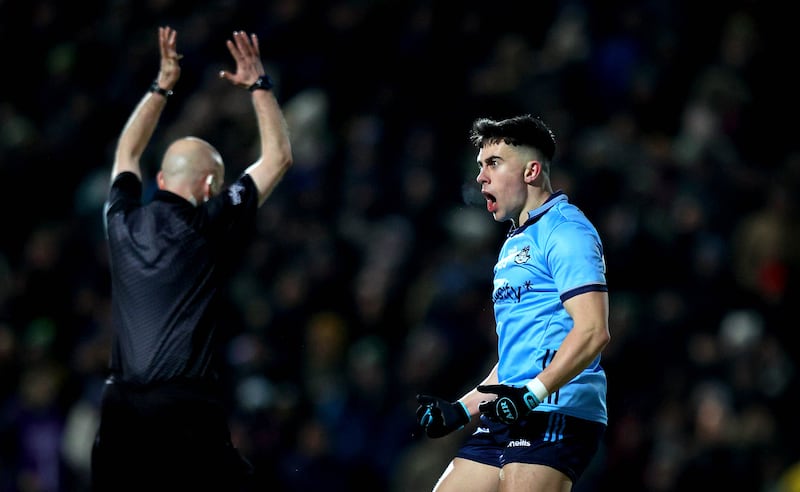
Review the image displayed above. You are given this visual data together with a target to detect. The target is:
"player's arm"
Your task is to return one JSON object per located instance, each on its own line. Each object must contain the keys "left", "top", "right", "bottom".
{"left": 525, "top": 221, "right": 611, "bottom": 398}
{"left": 538, "top": 290, "right": 610, "bottom": 393}
{"left": 476, "top": 292, "right": 609, "bottom": 424}
{"left": 112, "top": 26, "right": 181, "bottom": 182}
{"left": 219, "top": 31, "right": 292, "bottom": 207}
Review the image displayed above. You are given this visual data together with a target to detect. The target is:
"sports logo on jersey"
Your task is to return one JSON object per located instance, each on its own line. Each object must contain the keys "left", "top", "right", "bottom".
{"left": 228, "top": 183, "right": 244, "bottom": 205}
{"left": 514, "top": 245, "right": 531, "bottom": 264}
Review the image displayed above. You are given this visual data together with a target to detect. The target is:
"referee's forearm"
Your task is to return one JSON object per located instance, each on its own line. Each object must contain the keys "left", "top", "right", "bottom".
{"left": 112, "top": 92, "right": 167, "bottom": 180}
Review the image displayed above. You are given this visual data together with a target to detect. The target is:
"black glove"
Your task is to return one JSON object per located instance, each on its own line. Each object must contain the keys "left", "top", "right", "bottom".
{"left": 477, "top": 384, "right": 542, "bottom": 425}
{"left": 416, "top": 394, "right": 470, "bottom": 438}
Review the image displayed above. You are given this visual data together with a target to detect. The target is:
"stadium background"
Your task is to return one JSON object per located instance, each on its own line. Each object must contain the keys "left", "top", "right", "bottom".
{"left": 1, "top": 0, "right": 799, "bottom": 490}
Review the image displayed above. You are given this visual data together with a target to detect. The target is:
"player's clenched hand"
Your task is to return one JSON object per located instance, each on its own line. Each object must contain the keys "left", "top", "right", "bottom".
{"left": 477, "top": 384, "right": 541, "bottom": 425}
{"left": 416, "top": 394, "right": 470, "bottom": 438}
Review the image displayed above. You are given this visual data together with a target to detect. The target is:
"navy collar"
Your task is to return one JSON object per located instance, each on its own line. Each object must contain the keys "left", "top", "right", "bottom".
{"left": 507, "top": 191, "right": 566, "bottom": 237}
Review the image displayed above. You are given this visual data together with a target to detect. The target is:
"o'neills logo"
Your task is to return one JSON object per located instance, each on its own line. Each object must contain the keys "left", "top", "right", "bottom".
{"left": 508, "top": 439, "right": 531, "bottom": 447}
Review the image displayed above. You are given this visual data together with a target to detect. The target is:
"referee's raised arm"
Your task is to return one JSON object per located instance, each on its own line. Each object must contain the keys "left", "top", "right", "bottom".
{"left": 219, "top": 30, "right": 293, "bottom": 207}
{"left": 112, "top": 26, "right": 181, "bottom": 182}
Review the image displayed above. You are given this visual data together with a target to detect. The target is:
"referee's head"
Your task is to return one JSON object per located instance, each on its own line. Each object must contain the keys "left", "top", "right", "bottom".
{"left": 158, "top": 136, "right": 225, "bottom": 205}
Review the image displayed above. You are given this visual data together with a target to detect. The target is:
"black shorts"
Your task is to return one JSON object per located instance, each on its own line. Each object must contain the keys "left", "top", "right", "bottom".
{"left": 91, "top": 378, "right": 253, "bottom": 492}
{"left": 455, "top": 412, "right": 605, "bottom": 484}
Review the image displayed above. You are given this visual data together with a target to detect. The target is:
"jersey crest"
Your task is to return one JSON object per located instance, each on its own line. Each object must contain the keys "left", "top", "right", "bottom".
{"left": 514, "top": 245, "right": 531, "bottom": 264}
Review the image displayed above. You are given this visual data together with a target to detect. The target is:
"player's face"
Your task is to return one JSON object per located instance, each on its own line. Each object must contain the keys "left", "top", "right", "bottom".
{"left": 476, "top": 142, "right": 528, "bottom": 224}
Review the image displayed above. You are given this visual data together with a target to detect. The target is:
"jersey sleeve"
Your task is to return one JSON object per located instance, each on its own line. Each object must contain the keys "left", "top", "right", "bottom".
{"left": 547, "top": 220, "right": 607, "bottom": 302}
{"left": 104, "top": 172, "right": 143, "bottom": 235}
{"left": 203, "top": 173, "right": 260, "bottom": 256}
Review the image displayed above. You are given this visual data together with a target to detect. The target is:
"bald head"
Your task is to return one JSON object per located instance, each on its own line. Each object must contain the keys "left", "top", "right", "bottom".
{"left": 158, "top": 137, "right": 224, "bottom": 205}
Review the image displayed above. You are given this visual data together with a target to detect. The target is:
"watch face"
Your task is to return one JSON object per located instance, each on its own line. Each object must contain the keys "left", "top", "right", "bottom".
{"left": 250, "top": 76, "right": 273, "bottom": 91}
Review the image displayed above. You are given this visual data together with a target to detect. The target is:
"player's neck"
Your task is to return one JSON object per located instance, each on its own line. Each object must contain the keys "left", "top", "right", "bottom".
{"left": 526, "top": 189, "right": 552, "bottom": 214}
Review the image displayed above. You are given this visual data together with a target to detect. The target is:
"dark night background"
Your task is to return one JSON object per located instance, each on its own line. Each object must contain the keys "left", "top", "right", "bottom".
{"left": 1, "top": 1, "right": 799, "bottom": 491}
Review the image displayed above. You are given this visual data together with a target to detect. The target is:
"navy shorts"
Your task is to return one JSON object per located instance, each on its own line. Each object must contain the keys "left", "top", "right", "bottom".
{"left": 455, "top": 412, "right": 605, "bottom": 483}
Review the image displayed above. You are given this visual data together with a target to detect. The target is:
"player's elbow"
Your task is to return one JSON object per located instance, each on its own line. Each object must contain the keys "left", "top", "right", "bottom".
{"left": 591, "top": 323, "right": 611, "bottom": 355}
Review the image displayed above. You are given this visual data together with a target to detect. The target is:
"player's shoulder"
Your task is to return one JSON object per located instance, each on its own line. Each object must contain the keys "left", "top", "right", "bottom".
{"left": 542, "top": 202, "right": 602, "bottom": 249}
{"left": 548, "top": 201, "right": 599, "bottom": 231}
{"left": 550, "top": 199, "right": 588, "bottom": 220}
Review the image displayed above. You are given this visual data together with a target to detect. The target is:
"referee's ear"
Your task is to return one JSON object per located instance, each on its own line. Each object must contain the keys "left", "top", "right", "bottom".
{"left": 203, "top": 174, "right": 214, "bottom": 202}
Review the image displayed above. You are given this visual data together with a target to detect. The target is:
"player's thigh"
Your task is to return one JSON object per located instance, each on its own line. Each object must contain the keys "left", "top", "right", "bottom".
{"left": 498, "top": 462, "right": 572, "bottom": 492}
{"left": 433, "top": 457, "right": 500, "bottom": 492}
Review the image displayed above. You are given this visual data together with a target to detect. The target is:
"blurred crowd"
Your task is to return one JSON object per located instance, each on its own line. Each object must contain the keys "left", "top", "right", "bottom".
{"left": 2, "top": 0, "right": 800, "bottom": 491}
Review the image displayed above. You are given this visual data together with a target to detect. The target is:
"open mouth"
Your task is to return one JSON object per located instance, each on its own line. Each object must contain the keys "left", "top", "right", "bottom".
{"left": 482, "top": 192, "right": 497, "bottom": 213}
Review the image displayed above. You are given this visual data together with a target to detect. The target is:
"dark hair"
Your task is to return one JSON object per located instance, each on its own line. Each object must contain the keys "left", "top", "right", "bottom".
{"left": 469, "top": 114, "right": 556, "bottom": 162}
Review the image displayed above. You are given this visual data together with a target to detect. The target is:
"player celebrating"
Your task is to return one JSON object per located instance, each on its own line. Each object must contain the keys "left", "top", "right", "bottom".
{"left": 417, "top": 114, "right": 610, "bottom": 492}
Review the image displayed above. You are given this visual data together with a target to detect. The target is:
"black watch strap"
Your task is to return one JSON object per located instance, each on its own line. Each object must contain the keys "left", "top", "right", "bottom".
{"left": 248, "top": 75, "right": 274, "bottom": 92}
{"left": 149, "top": 79, "right": 173, "bottom": 98}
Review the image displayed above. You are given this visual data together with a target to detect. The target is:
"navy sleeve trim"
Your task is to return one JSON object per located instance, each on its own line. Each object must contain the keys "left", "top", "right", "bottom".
{"left": 560, "top": 284, "right": 608, "bottom": 303}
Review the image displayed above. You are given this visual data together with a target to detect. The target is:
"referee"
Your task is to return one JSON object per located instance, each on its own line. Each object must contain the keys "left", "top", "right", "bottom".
{"left": 91, "top": 27, "right": 292, "bottom": 491}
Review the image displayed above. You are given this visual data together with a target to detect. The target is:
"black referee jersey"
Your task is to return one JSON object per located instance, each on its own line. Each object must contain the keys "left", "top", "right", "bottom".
{"left": 103, "top": 171, "right": 259, "bottom": 386}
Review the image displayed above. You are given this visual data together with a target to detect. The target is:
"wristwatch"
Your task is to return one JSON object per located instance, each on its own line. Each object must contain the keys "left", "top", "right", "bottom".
{"left": 149, "top": 79, "right": 173, "bottom": 98}
{"left": 248, "top": 75, "right": 274, "bottom": 92}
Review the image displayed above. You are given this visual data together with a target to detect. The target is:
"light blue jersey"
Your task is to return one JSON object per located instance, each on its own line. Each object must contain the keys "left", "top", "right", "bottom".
{"left": 492, "top": 192, "right": 608, "bottom": 424}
